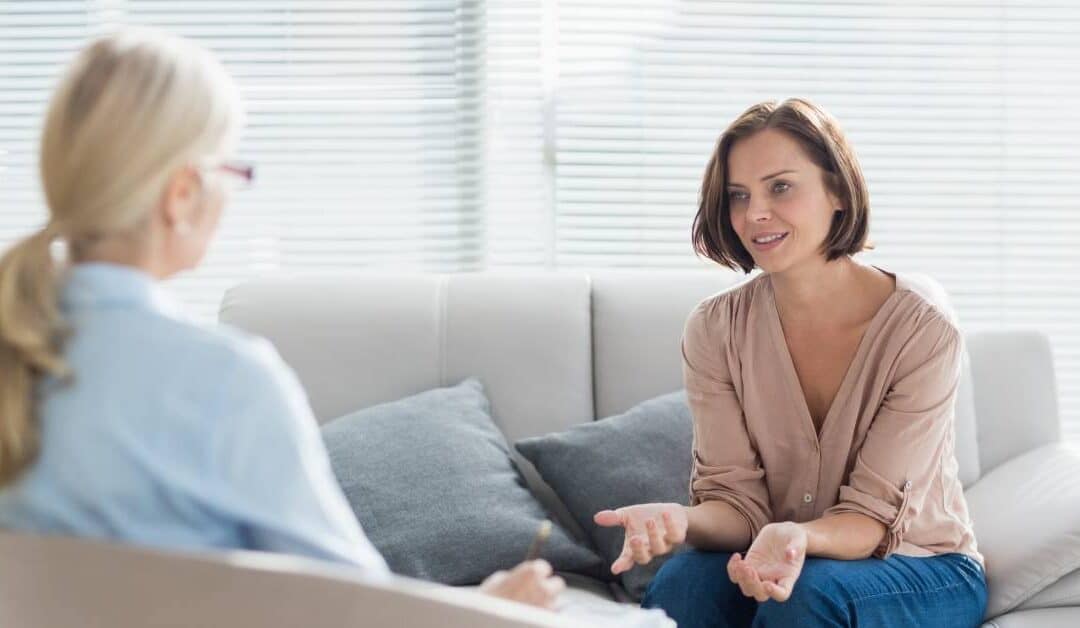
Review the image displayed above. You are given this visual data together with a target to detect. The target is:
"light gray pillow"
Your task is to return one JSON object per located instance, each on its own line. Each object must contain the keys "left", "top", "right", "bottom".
{"left": 515, "top": 391, "right": 693, "bottom": 600}
{"left": 321, "top": 378, "right": 603, "bottom": 585}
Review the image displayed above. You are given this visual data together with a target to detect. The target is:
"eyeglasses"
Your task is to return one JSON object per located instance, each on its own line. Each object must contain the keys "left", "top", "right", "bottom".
{"left": 197, "top": 159, "right": 255, "bottom": 191}
{"left": 215, "top": 160, "right": 255, "bottom": 190}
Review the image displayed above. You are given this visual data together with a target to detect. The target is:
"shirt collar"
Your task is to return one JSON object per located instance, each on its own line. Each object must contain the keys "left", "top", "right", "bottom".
{"left": 60, "top": 262, "right": 182, "bottom": 317}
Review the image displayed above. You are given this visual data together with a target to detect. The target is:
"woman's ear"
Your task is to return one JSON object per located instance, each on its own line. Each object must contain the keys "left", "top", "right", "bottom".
{"left": 160, "top": 166, "right": 201, "bottom": 234}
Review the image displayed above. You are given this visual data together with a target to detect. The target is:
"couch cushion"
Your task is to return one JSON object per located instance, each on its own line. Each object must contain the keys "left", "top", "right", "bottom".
{"left": 516, "top": 391, "right": 693, "bottom": 600}
{"left": 322, "top": 379, "right": 602, "bottom": 585}
{"left": 221, "top": 272, "right": 594, "bottom": 441}
{"left": 966, "top": 331, "right": 1059, "bottom": 475}
{"left": 590, "top": 271, "right": 743, "bottom": 419}
{"left": 1019, "top": 568, "right": 1080, "bottom": 612}
{"left": 982, "top": 608, "right": 1080, "bottom": 628}
{"left": 965, "top": 443, "right": 1080, "bottom": 618}
{"left": 955, "top": 350, "right": 980, "bottom": 488}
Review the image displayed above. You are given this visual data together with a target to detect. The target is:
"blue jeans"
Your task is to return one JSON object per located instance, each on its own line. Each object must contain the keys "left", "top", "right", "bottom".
{"left": 642, "top": 551, "right": 987, "bottom": 628}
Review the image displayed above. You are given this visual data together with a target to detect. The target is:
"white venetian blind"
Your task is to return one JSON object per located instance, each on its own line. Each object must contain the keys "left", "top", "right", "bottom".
{"left": 2, "top": 1, "right": 1079, "bottom": 436}
{"left": 0, "top": 0, "right": 489, "bottom": 317}
{"left": 554, "top": 0, "right": 1080, "bottom": 436}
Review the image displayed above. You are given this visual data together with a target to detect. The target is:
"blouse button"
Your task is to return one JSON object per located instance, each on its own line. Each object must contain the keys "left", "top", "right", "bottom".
{"left": 803, "top": 493, "right": 813, "bottom": 503}
{"left": 904, "top": 481, "right": 913, "bottom": 490}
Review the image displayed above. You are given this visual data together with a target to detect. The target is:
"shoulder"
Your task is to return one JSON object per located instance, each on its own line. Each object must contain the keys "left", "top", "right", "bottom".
{"left": 894, "top": 272, "right": 959, "bottom": 325}
{"left": 685, "top": 273, "right": 767, "bottom": 341}
{"left": 889, "top": 273, "right": 963, "bottom": 371}
{"left": 104, "top": 314, "right": 303, "bottom": 415}
{"left": 144, "top": 316, "right": 291, "bottom": 388}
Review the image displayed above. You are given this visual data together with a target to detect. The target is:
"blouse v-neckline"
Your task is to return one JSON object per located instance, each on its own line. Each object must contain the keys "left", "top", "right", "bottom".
{"left": 763, "top": 270, "right": 904, "bottom": 444}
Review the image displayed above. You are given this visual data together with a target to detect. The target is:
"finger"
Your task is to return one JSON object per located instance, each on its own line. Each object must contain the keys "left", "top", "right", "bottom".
{"left": 777, "top": 575, "right": 797, "bottom": 597}
{"left": 594, "top": 510, "right": 622, "bottom": 527}
{"left": 734, "top": 567, "right": 755, "bottom": 598}
{"left": 611, "top": 554, "right": 634, "bottom": 575}
{"left": 661, "top": 511, "right": 684, "bottom": 544}
{"left": 763, "top": 581, "right": 790, "bottom": 602}
{"left": 736, "top": 561, "right": 766, "bottom": 602}
{"left": 484, "top": 570, "right": 508, "bottom": 589}
{"left": 534, "top": 576, "right": 565, "bottom": 609}
{"left": 544, "top": 575, "right": 566, "bottom": 597}
{"left": 744, "top": 565, "right": 769, "bottom": 603}
{"left": 726, "top": 553, "right": 741, "bottom": 584}
{"left": 612, "top": 541, "right": 635, "bottom": 575}
{"left": 731, "top": 559, "right": 755, "bottom": 598}
{"left": 528, "top": 559, "right": 553, "bottom": 578}
{"left": 645, "top": 519, "right": 669, "bottom": 555}
{"left": 629, "top": 534, "right": 652, "bottom": 565}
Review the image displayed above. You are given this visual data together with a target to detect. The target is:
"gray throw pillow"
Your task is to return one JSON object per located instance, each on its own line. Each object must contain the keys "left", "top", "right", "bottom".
{"left": 515, "top": 391, "right": 693, "bottom": 600}
{"left": 321, "top": 378, "right": 603, "bottom": 585}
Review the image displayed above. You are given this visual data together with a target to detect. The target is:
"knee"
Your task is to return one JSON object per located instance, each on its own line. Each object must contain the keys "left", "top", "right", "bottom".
{"left": 753, "top": 563, "right": 850, "bottom": 628}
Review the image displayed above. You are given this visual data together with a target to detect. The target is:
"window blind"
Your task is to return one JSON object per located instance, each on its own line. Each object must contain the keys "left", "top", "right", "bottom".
{"left": 1, "top": 0, "right": 489, "bottom": 316}
{"left": 1, "top": 0, "right": 1078, "bottom": 436}
{"left": 554, "top": 0, "right": 1080, "bottom": 437}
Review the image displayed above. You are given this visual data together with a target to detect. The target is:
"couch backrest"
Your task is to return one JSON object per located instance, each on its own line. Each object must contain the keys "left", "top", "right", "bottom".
{"left": 220, "top": 272, "right": 594, "bottom": 442}
{"left": 221, "top": 271, "right": 1061, "bottom": 485}
{"left": 0, "top": 532, "right": 571, "bottom": 628}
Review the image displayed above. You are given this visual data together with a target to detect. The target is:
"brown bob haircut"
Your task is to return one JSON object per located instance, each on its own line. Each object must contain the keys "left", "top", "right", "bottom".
{"left": 691, "top": 98, "right": 871, "bottom": 273}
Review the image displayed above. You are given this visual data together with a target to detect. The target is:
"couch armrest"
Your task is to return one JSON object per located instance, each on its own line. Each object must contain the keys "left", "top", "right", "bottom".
{"left": 966, "top": 443, "right": 1080, "bottom": 618}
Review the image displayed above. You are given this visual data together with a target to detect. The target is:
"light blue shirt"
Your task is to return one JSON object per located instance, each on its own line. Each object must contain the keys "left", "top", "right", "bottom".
{"left": 0, "top": 263, "right": 390, "bottom": 576}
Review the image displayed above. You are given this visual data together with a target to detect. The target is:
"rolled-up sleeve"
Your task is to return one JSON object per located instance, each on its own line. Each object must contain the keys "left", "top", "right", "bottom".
{"left": 684, "top": 299, "right": 772, "bottom": 538}
{"left": 824, "top": 311, "right": 962, "bottom": 559}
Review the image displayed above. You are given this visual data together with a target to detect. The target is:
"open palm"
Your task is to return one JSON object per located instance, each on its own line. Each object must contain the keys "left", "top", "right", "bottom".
{"left": 729, "top": 522, "right": 807, "bottom": 602}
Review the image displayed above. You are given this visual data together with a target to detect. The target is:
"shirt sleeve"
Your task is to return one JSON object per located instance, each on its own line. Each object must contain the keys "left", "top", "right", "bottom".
{"left": 823, "top": 310, "right": 963, "bottom": 559}
{"left": 210, "top": 338, "right": 391, "bottom": 577}
{"left": 684, "top": 298, "right": 772, "bottom": 539}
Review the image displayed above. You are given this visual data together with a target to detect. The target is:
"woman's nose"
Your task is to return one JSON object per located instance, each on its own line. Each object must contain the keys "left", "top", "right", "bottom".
{"left": 746, "top": 198, "right": 771, "bottom": 221}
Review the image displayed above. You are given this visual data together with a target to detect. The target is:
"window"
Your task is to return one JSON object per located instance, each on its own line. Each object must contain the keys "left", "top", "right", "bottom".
{"left": 2, "top": 1, "right": 1078, "bottom": 435}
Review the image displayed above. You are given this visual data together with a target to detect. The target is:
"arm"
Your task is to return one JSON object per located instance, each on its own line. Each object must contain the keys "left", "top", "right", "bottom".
{"left": 822, "top": 312, "right": 962, "bottom": 558}
{"left": 685, "top": 500, "right": 753, "bottom": 551}
{"left": 210, "top": 339, "right": 391, "bottom": 575}
{"left": 800, "top": 512, "right": 886, "bottom": 560}
{"left": 683, "top": 299, "right": 772, "bottom": 549}
{"left": 593, "top": 299, "right": 769, "bottom": 573}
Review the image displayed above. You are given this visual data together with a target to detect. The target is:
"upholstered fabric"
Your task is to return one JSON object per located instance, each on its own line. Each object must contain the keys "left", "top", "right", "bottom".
{"left": 321, "top": 379, "right": 602, "bottom": 585}
{"left": 220, "top": 271, "right": 1073, "bottom": 624}
{"left": 965, "top": 443, "right": 1080, "bottom": 618}
{"left": 516, "top": 391, "right": 693, "bottom": 600}
{"left": 221, "top": 272, "right": 594, "bottom": 441}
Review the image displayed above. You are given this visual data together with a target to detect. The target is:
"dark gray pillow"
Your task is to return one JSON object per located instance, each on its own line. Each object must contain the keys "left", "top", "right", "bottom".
{"left": 321, "top": 378, "right": 603, "bottom": 585}
{"left": 515, "top": 391, "right": 692, "bottom": 600}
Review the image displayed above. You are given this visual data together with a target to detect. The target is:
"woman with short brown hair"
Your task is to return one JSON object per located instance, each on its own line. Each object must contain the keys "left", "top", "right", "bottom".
{"left": 595, "top": 99, "right": 987, "bottom": 627}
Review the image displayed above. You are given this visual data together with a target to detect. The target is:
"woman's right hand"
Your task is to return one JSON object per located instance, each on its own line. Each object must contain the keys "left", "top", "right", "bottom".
{"left": 594, "top": 503, "right": 689, "bottom": 574}
{"left": 479, "top": 559, "right": 566, "bottom": 609}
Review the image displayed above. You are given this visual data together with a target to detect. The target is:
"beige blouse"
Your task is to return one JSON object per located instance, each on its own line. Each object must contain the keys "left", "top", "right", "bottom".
{"left": 684, "top": 271, "right": 981, "bottom": 564}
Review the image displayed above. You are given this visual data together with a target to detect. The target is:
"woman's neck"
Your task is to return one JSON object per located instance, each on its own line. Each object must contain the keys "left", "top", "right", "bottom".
{"left": 770, "top": 256, "right": 859, "bottom": 314}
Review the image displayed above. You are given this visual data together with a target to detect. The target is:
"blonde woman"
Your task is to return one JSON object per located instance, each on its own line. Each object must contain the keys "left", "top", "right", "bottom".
{"left": 595, "top": 100, "right": 987, "bottom": 627}
{"left": 0, "top": 29, "right": 562, "bottom": 610}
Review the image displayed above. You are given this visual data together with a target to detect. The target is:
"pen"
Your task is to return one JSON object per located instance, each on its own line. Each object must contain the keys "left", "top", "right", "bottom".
{"left": 525, "top": 519, "right": 552, "bottom": 561}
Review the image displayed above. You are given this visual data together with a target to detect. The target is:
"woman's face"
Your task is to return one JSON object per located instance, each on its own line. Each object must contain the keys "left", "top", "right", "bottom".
{"left": 725, "top": 128, "right": 841, "bottom": 274}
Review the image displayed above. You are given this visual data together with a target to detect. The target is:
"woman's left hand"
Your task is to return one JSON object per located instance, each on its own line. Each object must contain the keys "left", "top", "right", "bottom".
{"left": 727, "top": 521, "right": 807, "bottom": 602}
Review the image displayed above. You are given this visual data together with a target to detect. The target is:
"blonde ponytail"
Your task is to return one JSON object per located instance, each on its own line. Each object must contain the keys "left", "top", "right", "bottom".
{"left": 0, "top": 225, "right": 69, "bottom": 484}
{"left": 0, "top": 27, "right": 241, "bottom": 486}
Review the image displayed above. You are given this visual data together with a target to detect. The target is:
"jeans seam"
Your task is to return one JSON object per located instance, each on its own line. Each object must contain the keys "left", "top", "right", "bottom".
{"left": 844, "top": 578, "right": 968, "bottom": 606}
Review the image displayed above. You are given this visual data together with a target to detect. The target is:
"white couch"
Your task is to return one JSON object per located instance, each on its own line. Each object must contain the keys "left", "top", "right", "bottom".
{"left": 4, "top": 270, "right": 1078, "bottom": 627}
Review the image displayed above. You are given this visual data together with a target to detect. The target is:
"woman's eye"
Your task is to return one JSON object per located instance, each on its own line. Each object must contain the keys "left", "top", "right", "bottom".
{"left": 728, "top": 190, "right": 748, "bottom": 201}
{"left": 772, "top": 181, "right": 790, "bottom": 194}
